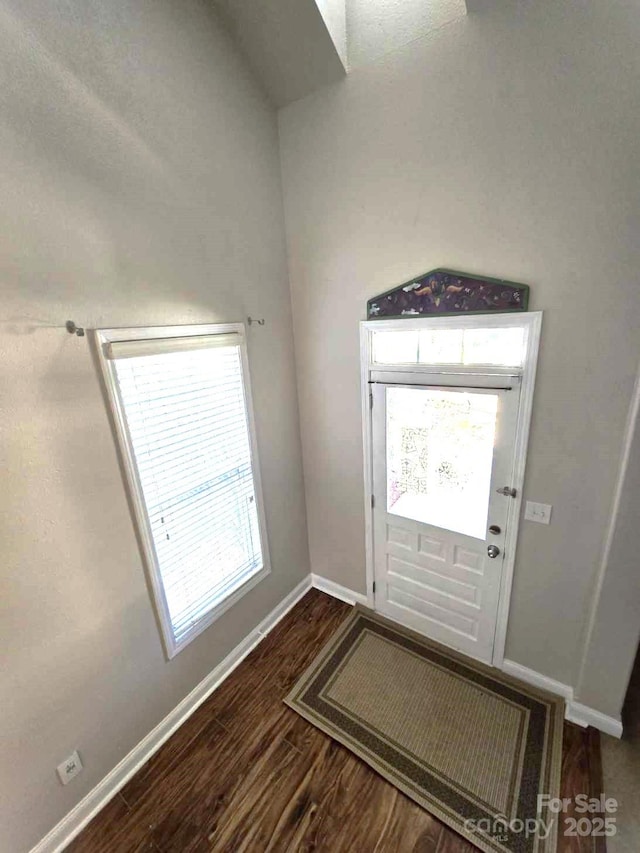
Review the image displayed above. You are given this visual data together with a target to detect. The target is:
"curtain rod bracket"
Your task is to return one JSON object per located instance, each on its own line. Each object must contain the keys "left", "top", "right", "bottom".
{"left": 66, "top": 320, "right": 85, "bottom": 337}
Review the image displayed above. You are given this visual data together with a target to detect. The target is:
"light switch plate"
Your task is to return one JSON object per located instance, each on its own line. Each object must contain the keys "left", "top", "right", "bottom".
{"left": 524, "top": 501, "right": 552, "bottom": 525}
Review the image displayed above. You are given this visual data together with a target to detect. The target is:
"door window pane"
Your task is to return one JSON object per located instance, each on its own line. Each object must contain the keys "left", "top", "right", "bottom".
{"left": 386, "top": 387, "right": 498, "bottom": 539}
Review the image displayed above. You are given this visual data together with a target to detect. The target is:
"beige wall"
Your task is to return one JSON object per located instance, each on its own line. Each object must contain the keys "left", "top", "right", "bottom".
{"left": 576, "top": 369, "right": 640, "bottom": 718}
{"left": 0, "top": 2, "right": 308, "bottom": 850}
{"left": 279, "top": 1, "right": 640, "bottom": 696}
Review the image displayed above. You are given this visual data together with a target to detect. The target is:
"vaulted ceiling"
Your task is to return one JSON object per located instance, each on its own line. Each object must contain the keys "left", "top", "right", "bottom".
{"left": 213, "top": 0, "right": 501, "bottom": 108}
{"left": 212, "top": 0, "right": 347, "bottom": 108}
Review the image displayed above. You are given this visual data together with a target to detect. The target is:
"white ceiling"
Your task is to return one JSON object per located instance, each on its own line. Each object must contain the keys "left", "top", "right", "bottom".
{"left": 347, "top": 0, "right": 467, "bottom": 69}
{"left": 315, "top": 0, "right": 348, "bottom": 66}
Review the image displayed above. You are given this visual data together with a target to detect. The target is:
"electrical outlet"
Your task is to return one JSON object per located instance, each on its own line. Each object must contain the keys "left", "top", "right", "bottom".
{"left": 57, "top": 750, "right": 83, "bottom": 785}
{"left": 524, "top": 501, "right": 552, "bottom": 525}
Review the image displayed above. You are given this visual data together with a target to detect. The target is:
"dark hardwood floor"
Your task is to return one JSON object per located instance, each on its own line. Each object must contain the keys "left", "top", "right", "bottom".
{"left": 68, "top": 590, "right": 602, "bottom": 852}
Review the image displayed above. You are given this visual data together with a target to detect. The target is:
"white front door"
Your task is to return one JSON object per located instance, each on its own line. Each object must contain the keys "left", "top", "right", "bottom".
{"left": 372, "top": 379, "right": 519, "bottom": 664}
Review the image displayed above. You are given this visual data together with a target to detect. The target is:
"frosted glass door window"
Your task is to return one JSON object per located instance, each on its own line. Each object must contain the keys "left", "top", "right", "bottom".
{"left": 386, "top": 387, "right": 498, "bottom": 539}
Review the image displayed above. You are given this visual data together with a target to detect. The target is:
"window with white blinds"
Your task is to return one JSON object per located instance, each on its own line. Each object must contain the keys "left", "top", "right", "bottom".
{"left": 96, "top": 324, "right": 269, "bottom": 657}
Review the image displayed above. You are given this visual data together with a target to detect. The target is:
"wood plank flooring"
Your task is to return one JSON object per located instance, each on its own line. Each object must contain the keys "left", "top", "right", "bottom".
{"left": 68, "top": 590, "right": 603, "bottom": 852}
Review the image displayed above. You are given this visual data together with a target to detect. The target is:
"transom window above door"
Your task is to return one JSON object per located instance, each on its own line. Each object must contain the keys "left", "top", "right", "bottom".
{"left": 372, "top": 326, "right": 526, "bottom": 367}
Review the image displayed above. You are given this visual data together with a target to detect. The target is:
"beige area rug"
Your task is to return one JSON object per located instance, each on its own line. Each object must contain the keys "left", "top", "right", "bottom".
{"left": 285, "top": 606, "right": 564, "bottom": 853}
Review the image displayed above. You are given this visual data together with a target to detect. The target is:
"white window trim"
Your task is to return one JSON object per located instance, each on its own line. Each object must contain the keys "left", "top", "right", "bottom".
{"left": 93, "top": 322, "right": 271, "bottom": 659}
{"left": 360, "top": 311, "right": 543, "bottom": 669}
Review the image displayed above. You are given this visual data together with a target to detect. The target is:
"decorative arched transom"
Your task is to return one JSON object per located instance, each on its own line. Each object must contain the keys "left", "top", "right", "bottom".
{"left": 367, "top": 269, "right": 529, "bottom": 320}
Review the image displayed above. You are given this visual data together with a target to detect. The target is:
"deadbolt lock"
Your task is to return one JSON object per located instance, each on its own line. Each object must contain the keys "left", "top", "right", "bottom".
{"left": 488, "top": 525, "right": 501, "bottom": 535}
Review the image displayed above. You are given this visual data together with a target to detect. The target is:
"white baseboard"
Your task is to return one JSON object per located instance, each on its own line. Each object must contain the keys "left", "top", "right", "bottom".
{"left": 502, "top": 659, "right": 574, "bottom": 702}
{"left": 30, "top": 575, "right": 313, "bottom": 853}
{"left": 566, "top": 701, "right": 623, "bottom": 739}
{"left": 311, "top": 574, "right": 369, "bottom": 606}
{"left": 502, "top": 659, "right": 623, "bottom": 738}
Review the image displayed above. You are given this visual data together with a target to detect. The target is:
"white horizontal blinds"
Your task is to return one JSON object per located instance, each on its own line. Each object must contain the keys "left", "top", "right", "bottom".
{"left": 113, "top": 341, "right": 263, "bottom": 644}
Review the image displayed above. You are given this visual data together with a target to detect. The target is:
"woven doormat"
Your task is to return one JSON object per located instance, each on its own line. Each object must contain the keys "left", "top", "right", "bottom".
{"left": 285, "top": 606, "right": 564, "bottom": 853}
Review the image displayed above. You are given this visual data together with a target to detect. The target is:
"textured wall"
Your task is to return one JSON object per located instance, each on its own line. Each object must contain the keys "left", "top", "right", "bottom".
{"left": 0, "top": 2, "right": 308, "bottom": 850}
{"left": 279, "top": 0, "right": 640, "bottom": 698}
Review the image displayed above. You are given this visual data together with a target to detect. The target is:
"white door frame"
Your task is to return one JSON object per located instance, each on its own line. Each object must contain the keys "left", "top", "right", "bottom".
{"left": 360, "top": 311, "right": 543, "bottom": 668}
